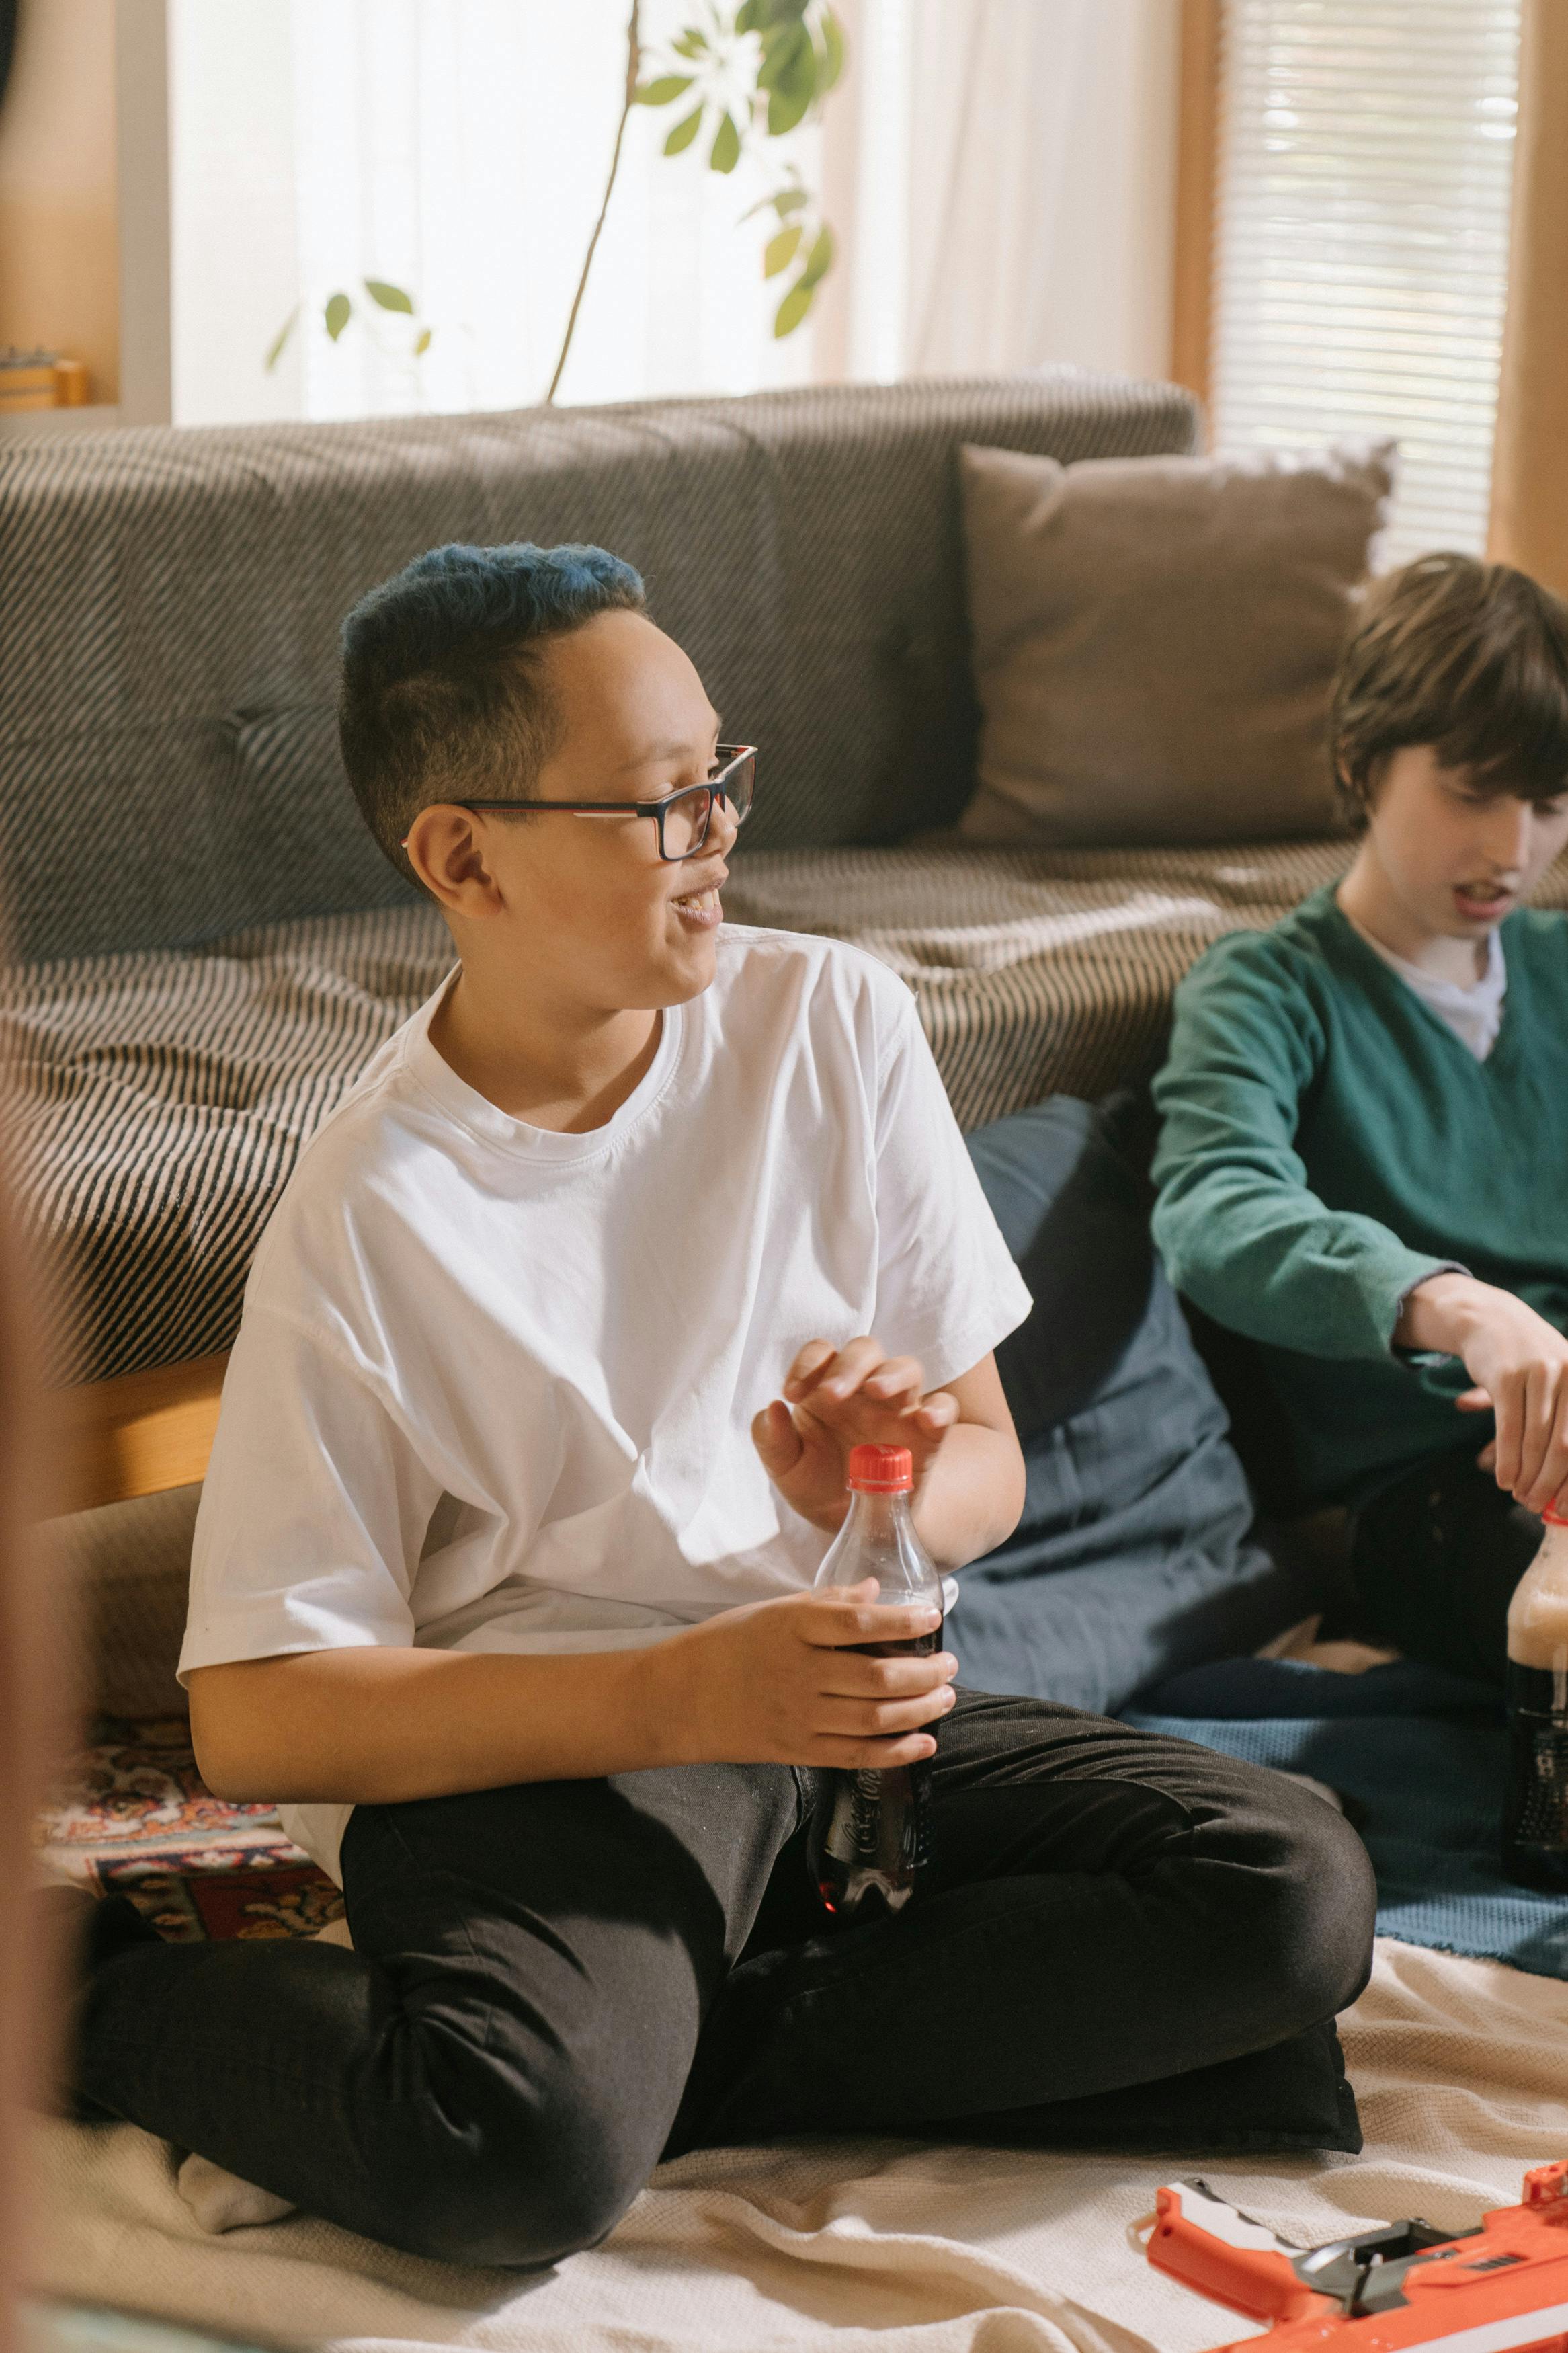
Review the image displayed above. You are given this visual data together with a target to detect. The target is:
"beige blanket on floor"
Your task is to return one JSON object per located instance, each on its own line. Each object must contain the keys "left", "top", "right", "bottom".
{"left": 30, "top": 1940, "right": 1568, "bottom": 2353}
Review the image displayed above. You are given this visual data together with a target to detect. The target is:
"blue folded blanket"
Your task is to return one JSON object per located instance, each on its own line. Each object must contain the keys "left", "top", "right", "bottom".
{"left": 1124, "top": 1656, "right": 1568, "bottom": 1982}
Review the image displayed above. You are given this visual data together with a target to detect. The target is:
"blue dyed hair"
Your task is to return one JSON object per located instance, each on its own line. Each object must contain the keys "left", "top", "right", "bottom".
{"left": 337, "top": 540, "right": 646, "bottom": 881}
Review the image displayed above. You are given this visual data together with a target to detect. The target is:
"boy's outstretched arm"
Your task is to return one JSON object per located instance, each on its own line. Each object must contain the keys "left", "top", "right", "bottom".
{"left": 1151, "top": 937, "right": 1459, "bottom": 1359}
{"left": 1397, "top": 1272, "right": 1568, "bottom": 1517}
{"left": 189, "top": 1579, "right": 958, "bottom": 1806}
{"left": 1155, "top": 935, "right": 1568, "bottom": 1515}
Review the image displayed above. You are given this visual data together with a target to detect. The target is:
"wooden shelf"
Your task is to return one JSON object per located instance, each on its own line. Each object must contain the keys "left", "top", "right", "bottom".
{"left": 0, "top": 404, "right": 122, "bottom": 439}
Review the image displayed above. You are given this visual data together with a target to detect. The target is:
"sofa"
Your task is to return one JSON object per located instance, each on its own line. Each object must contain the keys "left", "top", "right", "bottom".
{"left": 1, "top": 365, "right": 1382, "bottom": 1393}
{"left": 12, "top": 367, "right": 1565, "bottom": 1707}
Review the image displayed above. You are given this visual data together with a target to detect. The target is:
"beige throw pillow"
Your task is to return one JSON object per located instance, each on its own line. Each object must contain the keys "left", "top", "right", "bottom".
{"left": 957, "top": 439, "right": 1396, "bottom": 847}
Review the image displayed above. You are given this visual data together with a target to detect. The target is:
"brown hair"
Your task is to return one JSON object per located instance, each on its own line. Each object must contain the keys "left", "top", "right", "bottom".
{"left": 1330, "top": 552, "right": 1568, "bottom": 829}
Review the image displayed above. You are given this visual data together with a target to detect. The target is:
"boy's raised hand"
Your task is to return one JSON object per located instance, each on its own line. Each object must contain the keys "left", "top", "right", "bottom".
{"left": 750, "top": 1335, "right": 958, "bottom": 1534}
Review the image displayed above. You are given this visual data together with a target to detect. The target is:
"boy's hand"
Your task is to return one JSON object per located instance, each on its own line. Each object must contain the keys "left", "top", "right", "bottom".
{"left": 1401, "top": 1273, "right": 1568, "bottom": 1515}
{"left": 655, "top": 1583, "right": 957, "bottom": 1768}
{"left": 749, "top": 1336, "right": 959, "bottom": 1534}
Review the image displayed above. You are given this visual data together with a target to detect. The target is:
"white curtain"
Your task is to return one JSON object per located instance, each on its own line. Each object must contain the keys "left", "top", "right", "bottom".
{"left": 892, "top": 0, "right": 1178, "bottom": 385}
{"left": 171, "top": 0, "right": 826, "bottom": 424}
{"left": 167, "top": 0, "right": 1178, "bottom": 427}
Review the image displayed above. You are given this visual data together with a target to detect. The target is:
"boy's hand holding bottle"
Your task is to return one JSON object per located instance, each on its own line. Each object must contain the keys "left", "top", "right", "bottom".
{"left": 648, "top": 1339, "right": 964, "bottom": 1779}
{"left": 651, "top": 1582, "right": 956, "bottom": 1772}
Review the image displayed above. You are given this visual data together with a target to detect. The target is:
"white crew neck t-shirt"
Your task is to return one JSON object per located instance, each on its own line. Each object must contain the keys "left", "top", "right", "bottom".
{"left": 180, "top": 925, "right": 1032, "bottom": 1881}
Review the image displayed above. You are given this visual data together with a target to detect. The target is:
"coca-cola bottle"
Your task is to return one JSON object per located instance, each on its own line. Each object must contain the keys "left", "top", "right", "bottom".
{"left": 1503, "top": 1499, "right": 1568, "bottom": 1890}
{"left": 807, "top": 1442, "right": 944, "bottom": 1923}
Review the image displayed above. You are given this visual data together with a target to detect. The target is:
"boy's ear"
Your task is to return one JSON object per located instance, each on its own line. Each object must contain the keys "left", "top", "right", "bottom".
{"left": 403, "top": 805, "right": 504, "bottom": 916}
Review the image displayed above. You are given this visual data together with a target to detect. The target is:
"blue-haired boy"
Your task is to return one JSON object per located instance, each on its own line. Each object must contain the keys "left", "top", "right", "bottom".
{"left": 69, "top": 544, "right": 1374, "bottom": 2263}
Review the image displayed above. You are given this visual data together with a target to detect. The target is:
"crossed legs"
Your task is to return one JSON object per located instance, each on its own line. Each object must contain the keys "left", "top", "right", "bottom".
{"left": 76, "top": 1689, "right": 1376, "bottom": 2267}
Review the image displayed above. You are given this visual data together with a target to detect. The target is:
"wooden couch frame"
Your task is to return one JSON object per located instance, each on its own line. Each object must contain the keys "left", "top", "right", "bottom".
{"left": 50, "top": 1355, "right": 227, "bottom": 1518}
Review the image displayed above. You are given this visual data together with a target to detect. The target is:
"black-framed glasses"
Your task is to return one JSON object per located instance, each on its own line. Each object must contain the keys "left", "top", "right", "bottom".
{"left": 458, "top": 743, "right": 756, "bottom": 863}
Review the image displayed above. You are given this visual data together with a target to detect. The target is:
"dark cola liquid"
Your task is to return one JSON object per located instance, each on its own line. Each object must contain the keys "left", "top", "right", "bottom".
{"left": 807, "top": 1623, "right": 942, "bottom": 1923}
{"left": 1503, "top": 1660, "right": 1568, "bottom": 1890}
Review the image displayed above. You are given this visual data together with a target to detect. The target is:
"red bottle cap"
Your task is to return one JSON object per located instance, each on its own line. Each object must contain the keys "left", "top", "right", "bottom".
{"left": 848, "top": 1443, "right": 913, "bottom": 1492}
{"left": 1545, "top": 1501, "right": 1568, "bottom": 1528}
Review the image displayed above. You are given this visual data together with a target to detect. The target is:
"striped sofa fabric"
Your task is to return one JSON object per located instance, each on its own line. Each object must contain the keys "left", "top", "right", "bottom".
{"left": 24, "top": 834, "right": 1563, "bottom": 1388}
{"left": 3, "top": 368, "right": 1480, "bottom": 1390}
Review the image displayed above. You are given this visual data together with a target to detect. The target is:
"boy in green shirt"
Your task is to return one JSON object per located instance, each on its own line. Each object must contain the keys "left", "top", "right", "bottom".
{"left": 1152, "top": 553, "right": 1568, "bottom": 1682}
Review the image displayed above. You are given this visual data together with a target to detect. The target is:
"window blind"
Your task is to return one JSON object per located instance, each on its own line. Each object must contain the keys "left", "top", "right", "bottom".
{"left": 1210, "top": 0, "right": 1522, "bottom": 565}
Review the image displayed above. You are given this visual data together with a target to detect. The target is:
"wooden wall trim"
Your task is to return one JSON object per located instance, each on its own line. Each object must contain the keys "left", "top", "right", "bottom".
{"left": 114, "top": 0, "right": 173, "bottom": 426}
{"left": 1169, "top": 0, "right": 1221, "bottom": 429}
{"left": 1487, "top": 0, "right": 1568, "bottom": 596}
{"left": 48, "top": 1351, "right": 227, "bottom": 1517}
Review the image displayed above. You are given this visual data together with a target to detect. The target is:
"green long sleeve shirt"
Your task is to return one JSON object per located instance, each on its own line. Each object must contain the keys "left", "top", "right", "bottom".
{"left": 1151, "top": 884, "right": 1568, "bottom": 1504}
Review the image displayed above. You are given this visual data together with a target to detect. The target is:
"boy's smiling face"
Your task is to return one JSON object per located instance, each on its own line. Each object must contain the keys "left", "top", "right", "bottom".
{"left": 1359, "top": 743, "right": 1568, "bottom": 947}
{"left": 409, "top": 608, "right": 739, "bottom": 1017}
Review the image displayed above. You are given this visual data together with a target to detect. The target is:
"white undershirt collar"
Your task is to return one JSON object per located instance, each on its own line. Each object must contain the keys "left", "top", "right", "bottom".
{"left": 1346, "top": 915, "right": 1508, "bottom": 1061}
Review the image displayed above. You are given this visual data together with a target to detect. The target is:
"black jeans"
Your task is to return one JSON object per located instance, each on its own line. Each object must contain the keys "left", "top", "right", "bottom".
{"left": 77, "top": 1689, "right": 1376, "bottom": 2269}
{"left": 1350, "top": 1445, "right": 1542, "bottom": 1685}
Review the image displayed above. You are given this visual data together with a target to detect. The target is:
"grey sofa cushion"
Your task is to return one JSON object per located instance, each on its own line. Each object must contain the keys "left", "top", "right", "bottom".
{"left": 0, "top": 372, "right": 1196, "bottom": 965}
{"left": 952, "top": 1096, "right": 1317, "bottom": 1715}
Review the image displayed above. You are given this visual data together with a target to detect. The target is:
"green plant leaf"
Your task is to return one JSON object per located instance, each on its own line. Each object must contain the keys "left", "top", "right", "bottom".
{"left": 819, "top": 9, "right": 845, "bottom": 91}
{"left": 413, "top": 327, "right": 433, "bottom": 356}
{"left": 739, "top": 0, "right": 805, "bottom": 27}
{"left": 768, "top": 80, "right": 813, "bottom": 134}
{"left": 263, "top": 303, "right": 300, "bottom": 372}
{"left": 364, "top": 278, "right": 414, "bottom": 313}
{"left": 798, "top": 221, "right": 835, "bottom": 288}
{"left": 663, "top": 103, "right": 705, "bottom": 154}
{"left": 735, "top": 0, "right": 765, "bottom": 28}
{"left": 761, "top": 23, "right": 816, "bottom": 133}
{"left": 757, "top": 18, "right": 810, "bottom": 89}
{"left": 671, "top": 28, "right": 707, "bottom": 56}
{"left": 737, "top": 180, "right": 805, "bottom": 221}
{"left": 324, "top": 291, "right": 352, "bottom": 341}
{"left": 773, "top": 278, "right": 815, "bottom": 337}
{"left": 709, "top": 110, "right": 741, "bottom": 172}
{"left": 636, "top": 73, "right": 695, "bottom": 104}
{"left": 763, "top": 223, "right": 802, "bottom": 276}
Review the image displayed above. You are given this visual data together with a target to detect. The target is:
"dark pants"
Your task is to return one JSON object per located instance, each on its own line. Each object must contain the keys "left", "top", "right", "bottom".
{"left": 1350, "top": 1445, "right": 1543, "bottom": 1685}
{"left": 77, "top": 1689, "right": 1375, "bottom": 2269}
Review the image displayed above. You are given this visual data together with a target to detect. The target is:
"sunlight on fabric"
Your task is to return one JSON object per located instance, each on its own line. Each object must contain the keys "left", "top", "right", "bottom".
{"left": 1210, "top": 0, "right": 1522, "bottom": 565}
{"left": 169, "top": 0, "right": 823, "bottom": 424}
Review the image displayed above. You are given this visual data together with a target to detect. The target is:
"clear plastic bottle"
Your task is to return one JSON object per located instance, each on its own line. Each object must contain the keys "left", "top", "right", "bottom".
{"left": 1503, "top": 1499, "right": 1568, "bottom": 1890}
{"left": 806, "top": 1442, "right": 945, "bottom": 1923}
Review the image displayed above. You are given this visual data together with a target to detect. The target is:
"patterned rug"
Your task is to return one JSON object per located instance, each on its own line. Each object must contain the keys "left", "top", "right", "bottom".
{"left": 36, "top": 1716, "right": 343, "bottom": 1942}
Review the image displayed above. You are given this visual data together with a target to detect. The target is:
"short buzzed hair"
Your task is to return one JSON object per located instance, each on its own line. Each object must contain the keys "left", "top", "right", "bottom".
{"left": 338, "top": 540, "right": 646, "bottom": 884}
{"left": 1331, "top": 552, "right": 1568, "bottom": 829}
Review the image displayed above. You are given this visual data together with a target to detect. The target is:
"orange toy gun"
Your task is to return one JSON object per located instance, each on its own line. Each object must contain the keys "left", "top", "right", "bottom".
{"left": 1143, "top": 2164, "right": 1568, "bottom": 2353}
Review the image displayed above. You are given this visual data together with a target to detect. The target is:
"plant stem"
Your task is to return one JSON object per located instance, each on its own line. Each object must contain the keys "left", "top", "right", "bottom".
{"left": 546, "top": 0, "right": 642, "bottom": 405}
